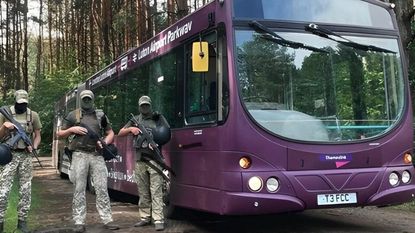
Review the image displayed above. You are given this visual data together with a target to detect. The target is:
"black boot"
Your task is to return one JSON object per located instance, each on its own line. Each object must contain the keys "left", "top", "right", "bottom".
{"left": 17, "top": 219, "right": 30, "bottom": 233}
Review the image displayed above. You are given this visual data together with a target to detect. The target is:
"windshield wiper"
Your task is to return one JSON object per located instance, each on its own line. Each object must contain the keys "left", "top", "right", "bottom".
{"left": 249, "top": 21, "right": 328, "bottom": 53}
{"left": 305, "top": 23, "right": 396, "bottom": 54}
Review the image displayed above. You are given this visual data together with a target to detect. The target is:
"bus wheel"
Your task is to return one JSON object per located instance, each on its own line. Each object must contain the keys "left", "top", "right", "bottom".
{"left": 163, "top": 171, "right": 181, "bottom": 219}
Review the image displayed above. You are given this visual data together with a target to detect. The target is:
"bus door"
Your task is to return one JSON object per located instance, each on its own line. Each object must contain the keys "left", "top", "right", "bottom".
{"left": 171, "top": 27, "right": 229, "bottom": 197}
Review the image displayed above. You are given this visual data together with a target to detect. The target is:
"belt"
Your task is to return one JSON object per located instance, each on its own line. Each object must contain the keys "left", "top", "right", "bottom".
{"left": 14, "top": 148, "right": 27, "bottom": 152}
{"left": 75, "top": 148, "right": 98, "bottom": 153}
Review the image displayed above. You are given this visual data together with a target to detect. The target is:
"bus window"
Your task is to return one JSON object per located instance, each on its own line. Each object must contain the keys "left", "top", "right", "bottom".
{"left": 105, "top": 79, "right": 127, "bottom": 132}
{"left": 125, "top": 63, "right": 150, "bottom": 116}
{"left": 94, "top": 84, "right": 107, "bottom": 112}
{"left": 148, "top": 53, "right": 177, "bottom": 128}
{"left": 185, "top": 33, "right": 217, "bottom": 125}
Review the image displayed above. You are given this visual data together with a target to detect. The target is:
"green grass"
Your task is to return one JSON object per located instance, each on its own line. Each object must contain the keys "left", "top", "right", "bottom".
{"left": 389, "top": 200, "right": 415, "bottom": 212}
{"left": 3, "top": 176, "right": 40, "bottom": 233}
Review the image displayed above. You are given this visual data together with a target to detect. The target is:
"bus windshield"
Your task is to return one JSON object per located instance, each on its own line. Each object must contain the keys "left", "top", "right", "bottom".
{"left": 235, "top": 29, "right": 404, "bottom": 142}
{"left": 233, "top": 0, "right": 394, "bottom": 29}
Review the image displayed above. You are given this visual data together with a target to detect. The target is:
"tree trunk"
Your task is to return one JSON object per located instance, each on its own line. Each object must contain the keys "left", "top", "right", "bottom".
{"left": 36, "top": 0, "right": 43, "bottom": 79}
{"left": 176, "top": 0, "right": 188, "bottom": 19}
{"left": 90, "top": 0, "right": 96, "bottom": 70}
{"left": 145, "top": 0, "right": 152, "bottom": 39}
{"left": 48, "top": 0, "right": 54, "bottom": 71}
{"left": 102, "top": 0, "right": 111, "bottom": 65}
{"left": 14, "top": 0, "right": 21, "bottom": 89}
{"left": 23, "top": 0, "right": 29, "bottom": 90}
{"left": 136, "top": 0, "right": 145, "bottom": 44}
{"left": 388, "top": 0, "right": 414, "bottom": 65}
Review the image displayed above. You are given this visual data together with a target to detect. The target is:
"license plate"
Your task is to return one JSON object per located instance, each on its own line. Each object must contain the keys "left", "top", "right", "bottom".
{"left": 317, "top": 193, "right": 357, "bottom": 205}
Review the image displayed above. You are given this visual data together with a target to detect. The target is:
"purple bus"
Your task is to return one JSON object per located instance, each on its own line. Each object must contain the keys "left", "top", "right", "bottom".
{"left": 53, "top": 0, "right": 415, "bottom": 216}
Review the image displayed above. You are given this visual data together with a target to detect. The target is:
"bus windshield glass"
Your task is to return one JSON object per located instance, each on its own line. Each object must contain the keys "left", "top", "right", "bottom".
{"left": 235, "top": 30, "right": 404, "bottom": 142}
{"left": 233, "top": 0, "right": 394, "bottom": 29}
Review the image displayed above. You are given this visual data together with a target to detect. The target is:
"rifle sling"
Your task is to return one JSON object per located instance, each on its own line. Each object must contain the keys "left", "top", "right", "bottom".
{"left": 141, "top": 151, "right": 175, "bottom": 176}
{"left": 141, "top": 157, "right": 170, "bottom": 182}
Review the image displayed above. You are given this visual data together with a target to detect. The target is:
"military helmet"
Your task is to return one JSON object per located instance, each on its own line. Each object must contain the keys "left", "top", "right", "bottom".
{"left": 0, "top": 144, "right": 12, "bottom": 165}
{"left": 153, "top": 126, "right": 171, "bottom": 146}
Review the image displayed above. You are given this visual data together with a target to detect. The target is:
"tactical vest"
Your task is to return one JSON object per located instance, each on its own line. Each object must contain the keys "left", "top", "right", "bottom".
{"left": 74, "top": 108, "right": 105, "bottom": 127}
{"left": 10, "top": 106, "right": 33, "bottom": 149}
{"left": 68, "top": 108, "right": 105, "bottom": 151}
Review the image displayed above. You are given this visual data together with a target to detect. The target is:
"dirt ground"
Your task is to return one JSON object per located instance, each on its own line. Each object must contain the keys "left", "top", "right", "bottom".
{"left": 30, "top": 157, "right": 160, "bottom": 233}
{"left": 27, "top": 157, "right": 415, "bottom": 233}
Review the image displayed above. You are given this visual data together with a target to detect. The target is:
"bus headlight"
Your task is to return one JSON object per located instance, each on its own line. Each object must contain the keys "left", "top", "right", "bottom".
{"left": 402, "top": 171, "right": 411, "bottom": 184}
{"left": 389, "top": 172, "right": 400, "bottom": 186}
{"left": 248, "top": 176, "right": 263, "bottom": 192}
{"left": 266, "top": 177, "right": 280, "bottom": 193}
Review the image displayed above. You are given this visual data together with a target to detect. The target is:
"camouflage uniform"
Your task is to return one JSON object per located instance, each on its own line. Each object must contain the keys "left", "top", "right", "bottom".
{"left": 0, "top": 106, "right": 42, "bottom": 223}
{"left": 134, "top": 160, "right": 164, "bottom": 222}
{"left": 124, "top": 112, "right": 168, "bottom": 224}
{"left": 0, "top": 152, "right": 33, "bottom": 222}
{"left": 62, "top": 109, "right": 113, "bottom": 225}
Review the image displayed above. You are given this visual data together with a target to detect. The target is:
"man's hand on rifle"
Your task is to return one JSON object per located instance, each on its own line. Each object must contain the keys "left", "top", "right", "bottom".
{"left": 71, "top": 126, "right": 88, "bottom": 135}
{"left": 149, "top": 143, "right": 157, "bottom": 150}
{"left": 96, "top": 137, "right": 110, "bottom": 149}
{"left": 3, "top": 122, "right": 15, "bottom": 130}
{"left": 27, "top": 146, "right": 35, "bottom": 153}
{"left": 129, "top": 126, "right": 142, "bottom": 136}
{"left": 96, "top": 141, "right": 103, "bottom": 149}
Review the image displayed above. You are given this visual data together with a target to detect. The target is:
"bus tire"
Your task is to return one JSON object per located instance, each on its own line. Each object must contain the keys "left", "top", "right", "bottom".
{"left": 164, "top": 191, "right": 181, "bottom": 219}
{"left": 163, "top": 172, "right": 182, "bottom": 219}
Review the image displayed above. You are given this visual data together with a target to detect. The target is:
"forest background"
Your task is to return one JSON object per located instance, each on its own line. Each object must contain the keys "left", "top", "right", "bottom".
{"left": 0, "top": 0, "right": 413, "bottom": 151}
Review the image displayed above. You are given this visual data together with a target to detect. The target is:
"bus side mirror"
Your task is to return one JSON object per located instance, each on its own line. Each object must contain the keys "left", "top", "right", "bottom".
{"left": 192, "top": 41, "right": 209, "bottom": 72}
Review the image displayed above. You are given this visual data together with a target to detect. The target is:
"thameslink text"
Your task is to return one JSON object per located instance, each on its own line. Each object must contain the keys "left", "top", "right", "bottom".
{"left": 324, "top": 155, "right": 347, "bottom": 160}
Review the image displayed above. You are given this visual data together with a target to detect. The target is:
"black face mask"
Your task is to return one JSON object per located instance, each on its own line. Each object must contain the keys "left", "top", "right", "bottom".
{"left": 81, "top": 97, "right": 95, "bottom": 112}
{"left": 15, "top": 103, "right": 28, "bottom": 114}
{"left": 139, "top": 104, "right": 152, "bottom": 117}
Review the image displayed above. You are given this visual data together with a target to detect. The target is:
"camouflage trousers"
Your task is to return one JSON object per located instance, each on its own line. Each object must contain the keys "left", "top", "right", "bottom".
{"left": 135, "top": 160, "right": 164, "bottom": 223}
{"left": 0, "top": 151, "right": 32, "bottom": 222}
{"left": 70, "top": 151, "right": 113, "bottom": 225}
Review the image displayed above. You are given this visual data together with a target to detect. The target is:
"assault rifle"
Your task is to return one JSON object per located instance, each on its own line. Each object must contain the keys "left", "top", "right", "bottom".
{"left": 64, "top": 116, "right": 118, "bottom": 161}
{"left": 0, "top": 106, "right": 43, "bottom": 167}
{"left": 79, "top": 122, "right": 118, "bottom": 161}
{"left": 130, "top": 113, "right": 175, "bottom": 180}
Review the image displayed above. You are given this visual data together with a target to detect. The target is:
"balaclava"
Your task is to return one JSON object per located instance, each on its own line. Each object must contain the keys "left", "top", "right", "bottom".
{"left": 138, "top": 96, "right": 152, "bottom": 117}
{"left": 79, "top": 90, "right": 95, "bottom": 113}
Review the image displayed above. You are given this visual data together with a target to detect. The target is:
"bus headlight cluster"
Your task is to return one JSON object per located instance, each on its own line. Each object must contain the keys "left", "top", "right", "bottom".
{"left": 389, "top": 171, "right": 412, "bottom": 187}
{"left": 248, "top": 176, "right": 281, "bottom": 193}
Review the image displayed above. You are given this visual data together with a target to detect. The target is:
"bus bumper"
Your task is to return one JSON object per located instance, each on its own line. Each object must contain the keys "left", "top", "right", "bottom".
{"left": 221, "top": 192, "right": 305, "bottom": 215}
{"left": 367, "top": 185, "right": 415, "bottom": 206}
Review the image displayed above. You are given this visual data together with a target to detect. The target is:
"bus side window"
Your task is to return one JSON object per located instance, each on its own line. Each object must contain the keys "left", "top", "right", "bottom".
{"left": 185, "top": 37, "right": 217, "bottom": 125}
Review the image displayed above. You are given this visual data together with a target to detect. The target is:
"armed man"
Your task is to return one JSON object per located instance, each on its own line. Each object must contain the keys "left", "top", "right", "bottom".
{"left": 56, "top": 90, "right": 119, "bottom": 233}
{"left": 0, "top": 89, "right": 42, "bottom": 233}
{"left": 118, "top": 95, "right": 171, "bottom": 231}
